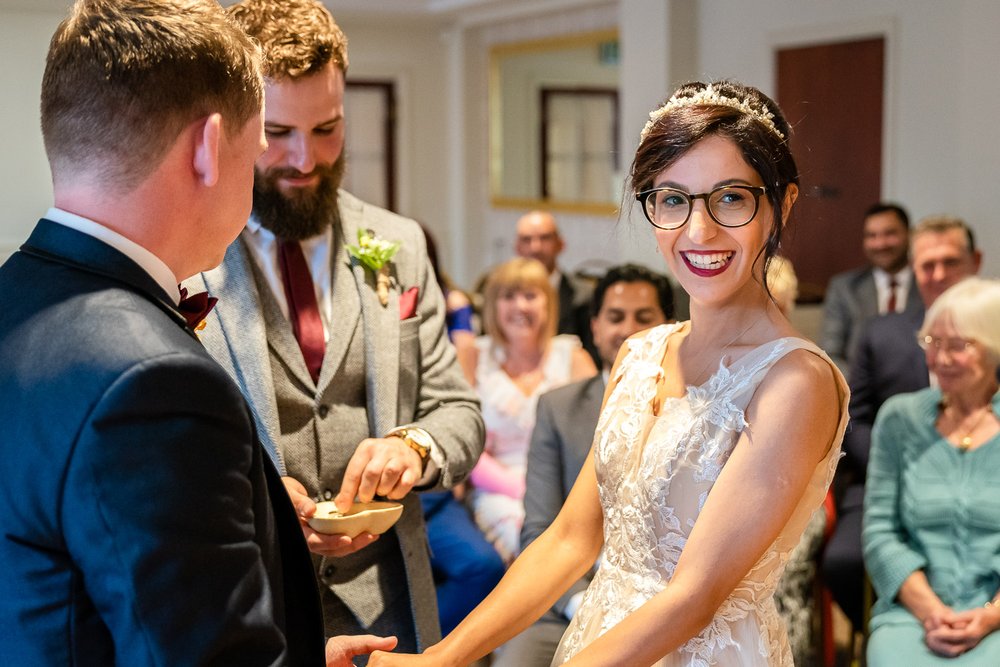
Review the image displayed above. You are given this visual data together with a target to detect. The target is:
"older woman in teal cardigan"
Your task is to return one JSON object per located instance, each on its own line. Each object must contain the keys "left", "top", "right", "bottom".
{"left": 864, "top": 278, "right": 1000, "bottom": 664}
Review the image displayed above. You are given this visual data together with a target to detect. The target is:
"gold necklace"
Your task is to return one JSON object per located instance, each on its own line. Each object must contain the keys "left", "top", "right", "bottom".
{"left": 685, "top": 316, "right": 762, "bottom": 383}
{"left": 948, "top": 405, "right": 993, "bottom": 451}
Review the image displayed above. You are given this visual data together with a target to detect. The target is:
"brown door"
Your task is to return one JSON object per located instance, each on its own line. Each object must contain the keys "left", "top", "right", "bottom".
{"left": 777, "top": 37, "right": 884, "bottom": 301}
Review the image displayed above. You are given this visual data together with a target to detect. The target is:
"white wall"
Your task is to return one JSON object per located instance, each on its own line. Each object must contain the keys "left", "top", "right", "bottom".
{"left": 455, "top": 0, "right": 1000, "bottom": 288}
{"left": 0, "top": 8, "right": 64, "bottom": 261}
{"left": 333, "top": 15, "right": 452, "bottom": 250}
{"left": 2, "top": 0, "right": 998, "bottom": 283}
{"left": 693, "top": 0, "right": 1000, "bottom": 278}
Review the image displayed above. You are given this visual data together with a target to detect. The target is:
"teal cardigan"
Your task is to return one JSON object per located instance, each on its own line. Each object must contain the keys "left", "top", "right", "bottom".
{"left": 862, "top": 387, "right": 1000, "bottom": 631}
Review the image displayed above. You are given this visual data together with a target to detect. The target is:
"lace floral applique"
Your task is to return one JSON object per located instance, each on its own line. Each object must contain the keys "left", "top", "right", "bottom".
{"left": 554, "top": 327, "right": 846, "bottom": 667}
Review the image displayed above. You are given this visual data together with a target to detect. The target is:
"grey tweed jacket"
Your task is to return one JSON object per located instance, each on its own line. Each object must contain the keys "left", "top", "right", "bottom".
{"left": 185, "top": 190, "right": 483, "bottom": 647}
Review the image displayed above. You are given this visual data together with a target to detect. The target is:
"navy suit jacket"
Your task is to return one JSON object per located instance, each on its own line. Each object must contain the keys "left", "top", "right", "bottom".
{"left": 0, "top": 220, "right": 324, "bottom": 666}
{"left": 840, "top": 309, "right": 928, "bottom": 508}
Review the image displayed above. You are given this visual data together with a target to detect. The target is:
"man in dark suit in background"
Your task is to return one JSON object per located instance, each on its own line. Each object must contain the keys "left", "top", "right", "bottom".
{"left": 0, "top": 1, "right": 392, "bottom": 664}
{"left": 493, "top": 264, "right": 673, "bottom": 667}
{"left": 821, "top": 215, "right": 982, "bottom": 630}
{"left": 821, "top": 203, "right": 921, "bottom": 375}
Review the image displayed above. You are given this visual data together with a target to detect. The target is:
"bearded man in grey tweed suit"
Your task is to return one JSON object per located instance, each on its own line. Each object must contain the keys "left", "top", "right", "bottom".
{"left": 184, "top": 0, "right": 483, "bottom": 658}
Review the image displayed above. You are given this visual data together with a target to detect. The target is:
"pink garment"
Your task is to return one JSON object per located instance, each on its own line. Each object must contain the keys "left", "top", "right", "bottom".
{"left": 469, "top": 451, "right": 525, "bottom": 498}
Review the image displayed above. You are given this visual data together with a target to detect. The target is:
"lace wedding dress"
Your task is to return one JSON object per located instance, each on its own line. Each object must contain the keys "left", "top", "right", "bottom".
{"left": 552, "top": 323, "right": 848, "bottom": 666}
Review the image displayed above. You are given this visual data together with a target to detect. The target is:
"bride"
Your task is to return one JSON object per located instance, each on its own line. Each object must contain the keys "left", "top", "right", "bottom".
{"left": 370, "top": 80, "right": 849, "bottom": 666}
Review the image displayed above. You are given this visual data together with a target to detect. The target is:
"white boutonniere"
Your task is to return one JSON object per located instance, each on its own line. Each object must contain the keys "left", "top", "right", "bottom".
{"left": 347, "top": 228, "right": 401, "bottom": 306}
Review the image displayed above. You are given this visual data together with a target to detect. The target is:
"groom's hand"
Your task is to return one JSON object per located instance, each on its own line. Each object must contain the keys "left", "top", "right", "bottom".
{"left": 282, "top": 476, "right": 380, "bottom": 557}
{"left": 335, "top": 437, "right": 423, "bottom": 513}
{"left": 326, "top": 634, "right": 397, "bottom": 667}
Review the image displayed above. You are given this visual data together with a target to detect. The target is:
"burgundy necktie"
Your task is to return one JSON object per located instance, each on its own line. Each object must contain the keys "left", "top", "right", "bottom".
{"left": 278, "top": 239, "right": 325, "bottom": 384}
{"left": 886, "top": 277, "right": 898, "bottom": 314}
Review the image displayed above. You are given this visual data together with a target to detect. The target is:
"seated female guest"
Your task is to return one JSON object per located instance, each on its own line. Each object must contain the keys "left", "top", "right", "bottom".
{"left": 456, "top": 257, "right": 596, "bottom": 563}
{"left": 864, "top": 277, "right": 1000, "bottom": 664}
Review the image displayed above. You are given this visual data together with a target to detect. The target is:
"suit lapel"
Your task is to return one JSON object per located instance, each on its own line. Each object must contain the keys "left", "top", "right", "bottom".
{"left": 198, "top": 238, "right": 285, "bottom": 464}
{"left": 904, "top": 275, "right": 923, "bottom": 313}
{"left": 317, "top": 226, "right": 360, "bottom": 392}
{"left": 338, "top": 195, "right": 400, "bottom": 436}
{"left": 859, "top": 271, "right": 880, "bottom": 319}
{"left": 578, "top": 375, "right": 605, "bottom": 446}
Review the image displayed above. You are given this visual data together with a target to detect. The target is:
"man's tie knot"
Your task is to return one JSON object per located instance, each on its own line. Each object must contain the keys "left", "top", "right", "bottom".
{"left": 178, "top": 287, "right": 218, "bottom": 331}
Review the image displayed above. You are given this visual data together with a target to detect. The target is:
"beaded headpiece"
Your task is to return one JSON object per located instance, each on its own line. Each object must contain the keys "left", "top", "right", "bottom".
{"left": 639, "top": 83, "right": 786, "bottom": 143}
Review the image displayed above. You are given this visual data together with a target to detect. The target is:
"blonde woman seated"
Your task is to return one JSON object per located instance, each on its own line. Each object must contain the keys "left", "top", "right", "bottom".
{"left": 864, "top": 277, "right": 1000, "bottom": 664}
{"left": 456, "top": 258, "right": 596, "bottom": 563}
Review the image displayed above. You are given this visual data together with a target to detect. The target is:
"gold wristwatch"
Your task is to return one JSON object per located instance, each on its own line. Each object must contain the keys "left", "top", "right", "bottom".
{"left": 386, "top": 426, "right": 432, "bottom": 470}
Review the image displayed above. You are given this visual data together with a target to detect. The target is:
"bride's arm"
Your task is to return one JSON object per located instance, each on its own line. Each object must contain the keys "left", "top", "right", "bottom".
{"left": 367, "top": 453, "right": 604, "bottom": 666}
{"left": 420, "top": 450, "right": 604, "bottom": 666}
{"left": 368, "top": 343, "right": 636, "bottom": 667}
{"left": 561, "top": 349, "right": 842, "bottom": 666}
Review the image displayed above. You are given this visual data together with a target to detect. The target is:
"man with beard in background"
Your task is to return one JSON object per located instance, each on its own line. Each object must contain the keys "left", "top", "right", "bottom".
{"left": 184, "top": 0, "right": 484, "bottom": 659}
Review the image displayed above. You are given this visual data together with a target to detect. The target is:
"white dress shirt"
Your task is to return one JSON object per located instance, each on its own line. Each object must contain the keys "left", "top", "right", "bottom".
{"left": 872, "top": 266, "right": 912, "bottom": 314}
{"left": 241, "top": 217, "right": 334, "bottom": 342}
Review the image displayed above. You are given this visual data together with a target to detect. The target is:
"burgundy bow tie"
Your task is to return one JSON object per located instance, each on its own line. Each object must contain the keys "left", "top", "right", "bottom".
{"left": 177, "top": 287, "right": 218, "bottom": 331}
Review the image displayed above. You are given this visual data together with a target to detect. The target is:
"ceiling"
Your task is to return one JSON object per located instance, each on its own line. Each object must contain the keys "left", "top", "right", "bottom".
{"left": 3, "top": 0, "right": 600, "bottom": 21}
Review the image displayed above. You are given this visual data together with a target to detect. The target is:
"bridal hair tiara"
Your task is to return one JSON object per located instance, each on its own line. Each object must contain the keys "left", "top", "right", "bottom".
{"left": 640, "top": 83, "right": 786, "bottom": 143}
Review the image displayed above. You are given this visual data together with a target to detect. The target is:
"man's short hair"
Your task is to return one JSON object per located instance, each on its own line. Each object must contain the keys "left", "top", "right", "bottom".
{"left": 863, "top": 202, "right": 910, "bottom": 228}
{"left": 228, "top": 0, "right": 349, "bottom": 80}
{"left": 41, "top": 0, "right": 263, "bottom": 194}
{"left": 912, "top": 215, "right": 976, "bottom": 253}
{"left": 589, "top": 263, "right": 675, "bottom": 320}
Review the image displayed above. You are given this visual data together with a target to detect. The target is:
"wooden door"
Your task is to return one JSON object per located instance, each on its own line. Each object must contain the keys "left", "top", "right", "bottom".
{"left": 777, "top": 38, "right": 884, "bottom": 301}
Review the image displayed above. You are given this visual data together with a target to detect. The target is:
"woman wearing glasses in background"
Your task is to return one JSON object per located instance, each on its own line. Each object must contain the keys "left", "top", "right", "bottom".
{"left": 371, "top": 79, "right": 848, "bottom": 667}
{"left": 864, "top": 277, "right": 1000, "bottom": 665}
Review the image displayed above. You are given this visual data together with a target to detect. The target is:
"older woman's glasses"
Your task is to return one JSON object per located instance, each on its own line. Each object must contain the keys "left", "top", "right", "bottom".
{"left": 635, "top": 185, "right": 766, "bottom": 230}
{"left": 918, "top": 335, "right": 976, "bottom": 355}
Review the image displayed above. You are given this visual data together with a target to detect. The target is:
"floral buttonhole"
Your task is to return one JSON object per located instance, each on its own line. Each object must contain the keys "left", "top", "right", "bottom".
{"left": 347, "top": 228, "right": 401, "bottom": 306}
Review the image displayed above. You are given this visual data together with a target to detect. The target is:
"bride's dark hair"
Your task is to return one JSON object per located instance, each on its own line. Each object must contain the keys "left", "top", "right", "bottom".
{"left": 628, "top": 80, "right": 799, "bottom": 297}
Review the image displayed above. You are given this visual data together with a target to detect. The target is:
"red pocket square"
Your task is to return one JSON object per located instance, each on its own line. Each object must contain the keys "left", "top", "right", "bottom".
{"left": 399, "top": 286, "right": 419, "bottom": 320}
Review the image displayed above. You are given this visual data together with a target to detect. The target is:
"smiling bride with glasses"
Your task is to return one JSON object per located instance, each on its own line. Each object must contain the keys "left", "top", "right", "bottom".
{"left": 370, "top": 80, "right": 849, "bottom": 667}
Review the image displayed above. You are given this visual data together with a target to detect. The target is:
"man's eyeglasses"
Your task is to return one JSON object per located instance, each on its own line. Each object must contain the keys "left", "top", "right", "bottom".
{"left": 635, "top": 185, "right": 767, "bottom": 230}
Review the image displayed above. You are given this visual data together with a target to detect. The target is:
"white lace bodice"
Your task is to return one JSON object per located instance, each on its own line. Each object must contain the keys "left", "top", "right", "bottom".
{"left": 553, "top": 323, "right": 848, "bottom": 666}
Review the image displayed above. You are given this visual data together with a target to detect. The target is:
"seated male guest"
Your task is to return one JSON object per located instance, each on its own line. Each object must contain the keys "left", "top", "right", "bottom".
{"left": 493, "top": 264, "right": 673, "bottom": 667}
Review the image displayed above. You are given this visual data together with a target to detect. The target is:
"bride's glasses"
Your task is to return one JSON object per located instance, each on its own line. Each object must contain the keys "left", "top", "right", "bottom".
{"left": 636, "top": 185, "right": 766, "bottom": 230}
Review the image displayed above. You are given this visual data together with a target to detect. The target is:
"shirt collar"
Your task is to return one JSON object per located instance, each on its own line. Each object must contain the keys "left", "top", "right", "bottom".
{"left": 45, "top": 207, "right": 180, "bottom": 304}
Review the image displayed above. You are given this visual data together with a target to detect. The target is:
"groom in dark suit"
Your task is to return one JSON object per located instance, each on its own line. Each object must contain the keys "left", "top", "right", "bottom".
{"left": 0, "top": 1, "right": 392, "bottom": 665}
{"left": 495, "top": 264, "right": 673, "bottom": 667}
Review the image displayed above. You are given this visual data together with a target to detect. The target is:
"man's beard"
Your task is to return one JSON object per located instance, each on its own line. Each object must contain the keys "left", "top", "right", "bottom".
{"left": 252, "top": 154, "right": 346, "bottom": 241}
